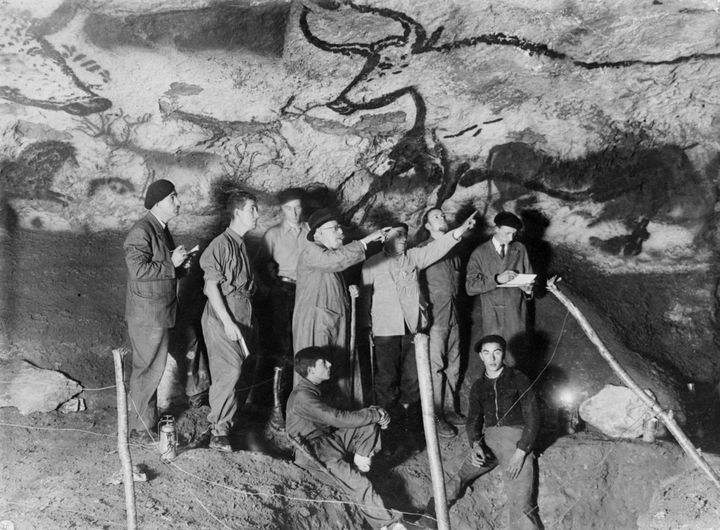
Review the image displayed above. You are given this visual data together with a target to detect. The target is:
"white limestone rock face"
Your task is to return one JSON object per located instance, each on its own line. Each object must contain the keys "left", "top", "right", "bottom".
{"left": 0, "top": 359, "right": 83, "bottom": 415}
{"left": 0, "top": 0, "right": 719, "bottom": 379}
{"left": 579, "top": 384, "right": 652, "bottom": 439}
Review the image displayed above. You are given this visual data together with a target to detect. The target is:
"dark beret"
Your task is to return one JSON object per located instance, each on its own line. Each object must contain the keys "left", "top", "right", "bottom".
{"left": 493, "top": 211, "right": 522, "bottom": 230}
{"left": 144, "top": 179, "right": 175, "bottom": 210}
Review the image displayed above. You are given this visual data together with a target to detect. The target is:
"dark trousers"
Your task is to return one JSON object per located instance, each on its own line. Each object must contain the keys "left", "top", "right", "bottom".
{"left": 127, "top": 323, "right": 169, "bottom": 433}
{"left": 269, "top": 281, "right": 296, "bottom": 361}
{"left": 296, "top": 424, "right": 398, "bottom": 529}
{"left": 373, "top": 334, "right": 419, "bottom": 409}
{"left": 436, "top": 426, "right": 541, "bottom": 529}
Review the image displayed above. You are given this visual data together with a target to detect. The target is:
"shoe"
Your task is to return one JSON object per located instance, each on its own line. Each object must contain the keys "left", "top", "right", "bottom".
{"left": 188, "top": 390, "right": 209, "bottom": 408}
{"left": 209, "top": 435, "right": 232, "bottom": 452}
{"left": 128, "top": 429, "right": 155, "bottom": 445}
{"left": 435, "top": 416, "right": 457, "bottom": 438}
{"left": 380, "top": 522, "right": 407, "bottom": 530}
{"left": 353, "top": 453, "right": 372, "bottom": 473}
{"left": 444, "top": 410, "right": 466, "bottom": 426}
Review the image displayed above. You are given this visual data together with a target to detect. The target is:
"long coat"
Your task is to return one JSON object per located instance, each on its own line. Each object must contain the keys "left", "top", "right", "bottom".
{"left": 124, "top": 213, "right": 178, "bottom": 328}
{"left": 292, "top": 240, "right": 366, "bottom": 406}
{"left": 465, "top": 239, "right": 532, "bottom": 357}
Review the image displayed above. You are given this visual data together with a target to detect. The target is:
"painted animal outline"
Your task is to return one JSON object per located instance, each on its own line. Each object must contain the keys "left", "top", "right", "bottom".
{"left": 300, "top": 2, "right": 720, "bottom": 116}
{"left": 0, "top": 12, "right": 111, "bottom": 115}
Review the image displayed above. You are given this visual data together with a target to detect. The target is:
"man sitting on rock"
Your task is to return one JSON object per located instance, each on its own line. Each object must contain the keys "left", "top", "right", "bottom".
{"left": 286, "top": 346, "right": 421, "bottom": 530}
{"left": 422, "top": 334, "right": 541, "bottom": 530}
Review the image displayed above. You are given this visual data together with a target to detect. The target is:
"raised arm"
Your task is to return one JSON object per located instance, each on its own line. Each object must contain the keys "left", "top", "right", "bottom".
{"left": 301, "top": 241, "right": 366, "bottom": 272}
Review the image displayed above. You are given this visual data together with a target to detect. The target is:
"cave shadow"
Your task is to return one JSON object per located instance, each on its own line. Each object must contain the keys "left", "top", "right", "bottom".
{"left": 0, "top": 191, "right": 19, "bottom": 342}
{"left": 371, "top": 466, "right": 423, "bottom": 524}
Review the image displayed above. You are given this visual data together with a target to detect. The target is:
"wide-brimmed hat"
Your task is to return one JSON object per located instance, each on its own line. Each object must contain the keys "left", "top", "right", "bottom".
{"left": 307, "top": 208, "right": 342, "bottom": 242}
{"left": 493, "top": 211, "right": 522, "bottom": 230}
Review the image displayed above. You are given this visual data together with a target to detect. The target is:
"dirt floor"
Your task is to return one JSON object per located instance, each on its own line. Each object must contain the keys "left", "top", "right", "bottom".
{"left": 2, "top": 229, "right": 720, "bottom": 529}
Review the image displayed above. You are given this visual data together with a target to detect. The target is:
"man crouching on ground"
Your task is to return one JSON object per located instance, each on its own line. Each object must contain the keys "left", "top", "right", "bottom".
{"left": 287, "top": 346, "right": 422, "bottom": 530}
{"left": 423, "top": 334, "right": 542, "bottom": 529}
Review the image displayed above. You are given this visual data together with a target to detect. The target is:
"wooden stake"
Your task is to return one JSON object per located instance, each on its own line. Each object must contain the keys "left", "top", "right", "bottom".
{"left": 546, "top": 277, "right": 720, "bottom": 491}
{"left": 349, "top": 291, "right": 364, "bottom": 407}
{"left": 414, "top": 333, "right": 451, "bottom": 530}
{"left": 112, "top": 348, "right": 137, "bottom": 529}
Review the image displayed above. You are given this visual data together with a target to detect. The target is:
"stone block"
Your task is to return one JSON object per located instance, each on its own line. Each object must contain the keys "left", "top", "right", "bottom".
{"left": 0, "top": 359, "right": 83, "bottom": 415}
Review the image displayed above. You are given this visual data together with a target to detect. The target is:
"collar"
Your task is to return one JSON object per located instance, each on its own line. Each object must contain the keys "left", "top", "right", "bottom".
{"left": 149, "top": 211, "right": 166, "bottom": 229}
{"left": 281, "top": 220, "right": 305, "bottom": 234}
{"left": 225, "top": 226, "right": 245, "bottom": 245}
{"left": 491, "top": 237, "right": 506, "bottom": 254}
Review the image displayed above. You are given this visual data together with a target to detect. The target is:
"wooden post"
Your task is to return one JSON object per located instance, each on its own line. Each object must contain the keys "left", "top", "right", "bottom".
{"left": 349, "top": 292, "right": 364, "bottom": 407}
{"left": 546, "top": 277, "right": 720, "bottom": 491}
{"left": 112, "top": 348, "right": 137, "bottom": 530}
{"left": 414, "top": 333, "right": 451, "bottom": 530}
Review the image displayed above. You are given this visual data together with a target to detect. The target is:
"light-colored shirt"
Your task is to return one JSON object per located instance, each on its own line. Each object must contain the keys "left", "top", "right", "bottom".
{"left": 262, "top": 221, "right": 309, "bottom": 280}
{"left": 492, "top": 236, "right": 504, "bottom": 257}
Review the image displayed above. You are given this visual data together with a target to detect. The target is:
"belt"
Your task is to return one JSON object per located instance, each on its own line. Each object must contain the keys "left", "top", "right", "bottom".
{"left": 279, "top": 276, "right": 296, "bottom": 284}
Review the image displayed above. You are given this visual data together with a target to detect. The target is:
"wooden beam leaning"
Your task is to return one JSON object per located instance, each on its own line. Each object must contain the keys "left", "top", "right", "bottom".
{"left": 546, "top": 277, "right": 720, "bottom": 491}
{"left": 414, "top": 333, "right": 451, "bottom": 530}
{"left": 112, "top": 348, "right": 138, "bottom": 530}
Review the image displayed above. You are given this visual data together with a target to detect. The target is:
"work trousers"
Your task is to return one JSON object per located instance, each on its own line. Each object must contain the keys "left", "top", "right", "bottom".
{"left": 429, "top": 318, "right": 460, "bottom": 413}
{"left": 269, "top": 281, "right": 295, "bottom": 361}
{"left": 373, "top": 334, "right": 419, "bottom": 409}
{"left": 444, "top": 426, "right": 541, "bottom": 529}
{"left": 201, "top": 301, "right": 253, "bottom": 437}
{"left": 296, "top": 424, "right": 398, "bottom": 529}
{"left": 127, "top": 323, "right": 169, "bottom": 433}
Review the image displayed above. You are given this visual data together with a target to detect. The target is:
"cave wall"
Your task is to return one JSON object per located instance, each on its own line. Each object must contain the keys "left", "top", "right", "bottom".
{"left": 1, "top": 0, "right": 719, "bottom": 380}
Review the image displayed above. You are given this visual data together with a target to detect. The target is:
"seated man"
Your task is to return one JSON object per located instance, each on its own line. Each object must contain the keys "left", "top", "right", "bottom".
{"left": 286, "top": 346, "right": 417, "bottom": 530}
{"left": 423, "top": 335, "right": 542, "bottom": 530}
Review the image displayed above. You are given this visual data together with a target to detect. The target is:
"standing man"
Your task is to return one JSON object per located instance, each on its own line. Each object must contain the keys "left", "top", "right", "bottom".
{"left": 124, "top": 179, "right": 188, "bottom": 442}
{"left": 260, "top": 188, "right": 308, "bottom": 360}
{"left": 361, "top": 214, "right": 476, "bottom": 443}
{"left": 293, "top": 209, "right": 388, "bottom": 408}
{"left": 422, "top": 335, "right": 541, "bottom": 529}
{"left": 417, "top": 208, "right": 465, "bottom": 437}
{"left": 466, "top": 211, "right": 534, "bottom": 369}
{"left": 199, "top": 190, "right": 259, "bottom": 452}
{"left": 286, "top": 346, "right": 414, "bottom": 530}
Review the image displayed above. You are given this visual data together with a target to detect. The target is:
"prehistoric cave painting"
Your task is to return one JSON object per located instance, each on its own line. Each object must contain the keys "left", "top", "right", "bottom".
{"left": 87, "top": 177, "right": 135, "bottom": 198}
{"left": 0, "top": 13, "right": 111, "bottom": 115}
{"left": 300, "top": 3, "right": 720, "bottom": 224}
{"left": 0, "top": 141, "right": 77, "bottom": 204}
{"left": 300, "top": 3, "right": 720, "bottom": 116}
{"left": 460, "top": 141, "right": 712, "bottom": 255}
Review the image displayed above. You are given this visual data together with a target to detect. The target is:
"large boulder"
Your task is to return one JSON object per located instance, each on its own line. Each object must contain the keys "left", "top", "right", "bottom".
{"left": 0, "top": 359, "right": 83, "bottom": 414}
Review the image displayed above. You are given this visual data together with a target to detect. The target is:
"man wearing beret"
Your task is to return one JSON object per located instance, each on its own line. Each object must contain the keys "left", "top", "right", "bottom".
{"left": 124, "top": 179, "right": 189, "bottom": 441}
{"left": 293, "top": 209, "right": 388, "bottom": 408}
{"left": 466, "top": 211, "right": 534, "bottom": 369}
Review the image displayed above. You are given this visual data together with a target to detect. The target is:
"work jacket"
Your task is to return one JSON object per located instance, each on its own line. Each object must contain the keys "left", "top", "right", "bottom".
{"left": 361, "top": 231, "right": 459, "bottom": 336}
{"left": 466, "top": 367, "right": 539, "bottom": 453}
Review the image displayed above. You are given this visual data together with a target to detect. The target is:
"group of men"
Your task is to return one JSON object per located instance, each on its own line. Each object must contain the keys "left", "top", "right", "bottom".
{"left": 123, "top": 179, "right": 541, "bottom": 529}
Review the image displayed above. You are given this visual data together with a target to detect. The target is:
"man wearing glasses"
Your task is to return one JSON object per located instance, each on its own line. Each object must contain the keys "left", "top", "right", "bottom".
{"left": 292, "top": 209, "right": 388, "bottom": 408}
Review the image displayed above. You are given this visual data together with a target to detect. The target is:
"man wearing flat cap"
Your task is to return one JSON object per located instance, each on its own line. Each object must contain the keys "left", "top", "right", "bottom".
{"left": 292, "top": 209, "right": 388, "bottom": 408}
{"left": 124, "top": 179, "right": 189, "bottom": 441}
{"left": 466, "top": 211, "right": 534, "bottom": 369}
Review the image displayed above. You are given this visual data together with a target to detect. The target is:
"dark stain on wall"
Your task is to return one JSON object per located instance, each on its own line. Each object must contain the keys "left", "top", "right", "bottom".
{"left": 0, "top": 141, "right": 77, "bottom": 204}
{"left": 85, "top": 3, "right": 290, "bottom": 57}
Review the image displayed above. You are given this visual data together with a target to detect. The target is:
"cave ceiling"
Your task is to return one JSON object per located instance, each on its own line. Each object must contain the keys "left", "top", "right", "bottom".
{"left": 1, "top": 0, "right": 720, "bottom": 378}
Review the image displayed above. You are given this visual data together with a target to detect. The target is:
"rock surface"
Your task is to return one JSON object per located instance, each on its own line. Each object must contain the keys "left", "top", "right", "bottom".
{"left": 0, "top": 359, "right": 83, "bottom": 414}
{"left": 0, "top": 2, "right": 718, "bottom": 387}
{"left": 579, "top": 384, "right": 652, "bottom": 439}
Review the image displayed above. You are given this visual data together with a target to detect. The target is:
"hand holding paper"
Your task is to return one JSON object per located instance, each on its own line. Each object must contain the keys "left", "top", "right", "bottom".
{"left": 499, "top": 273, "right": 536, "bottom": 288}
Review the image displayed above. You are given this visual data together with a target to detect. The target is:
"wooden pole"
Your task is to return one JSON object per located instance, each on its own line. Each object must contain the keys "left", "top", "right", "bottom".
{"left": 414, "top": 333, "right": 451, "bottom": 530}
{"left": 112, "top": 348, "right": 137, "bottom": 529}
{"left": 546, "top": 277, "right": 720, "bottom": 490}
{"left": 349, "top": 292, "right": 364, "bottom": 407}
